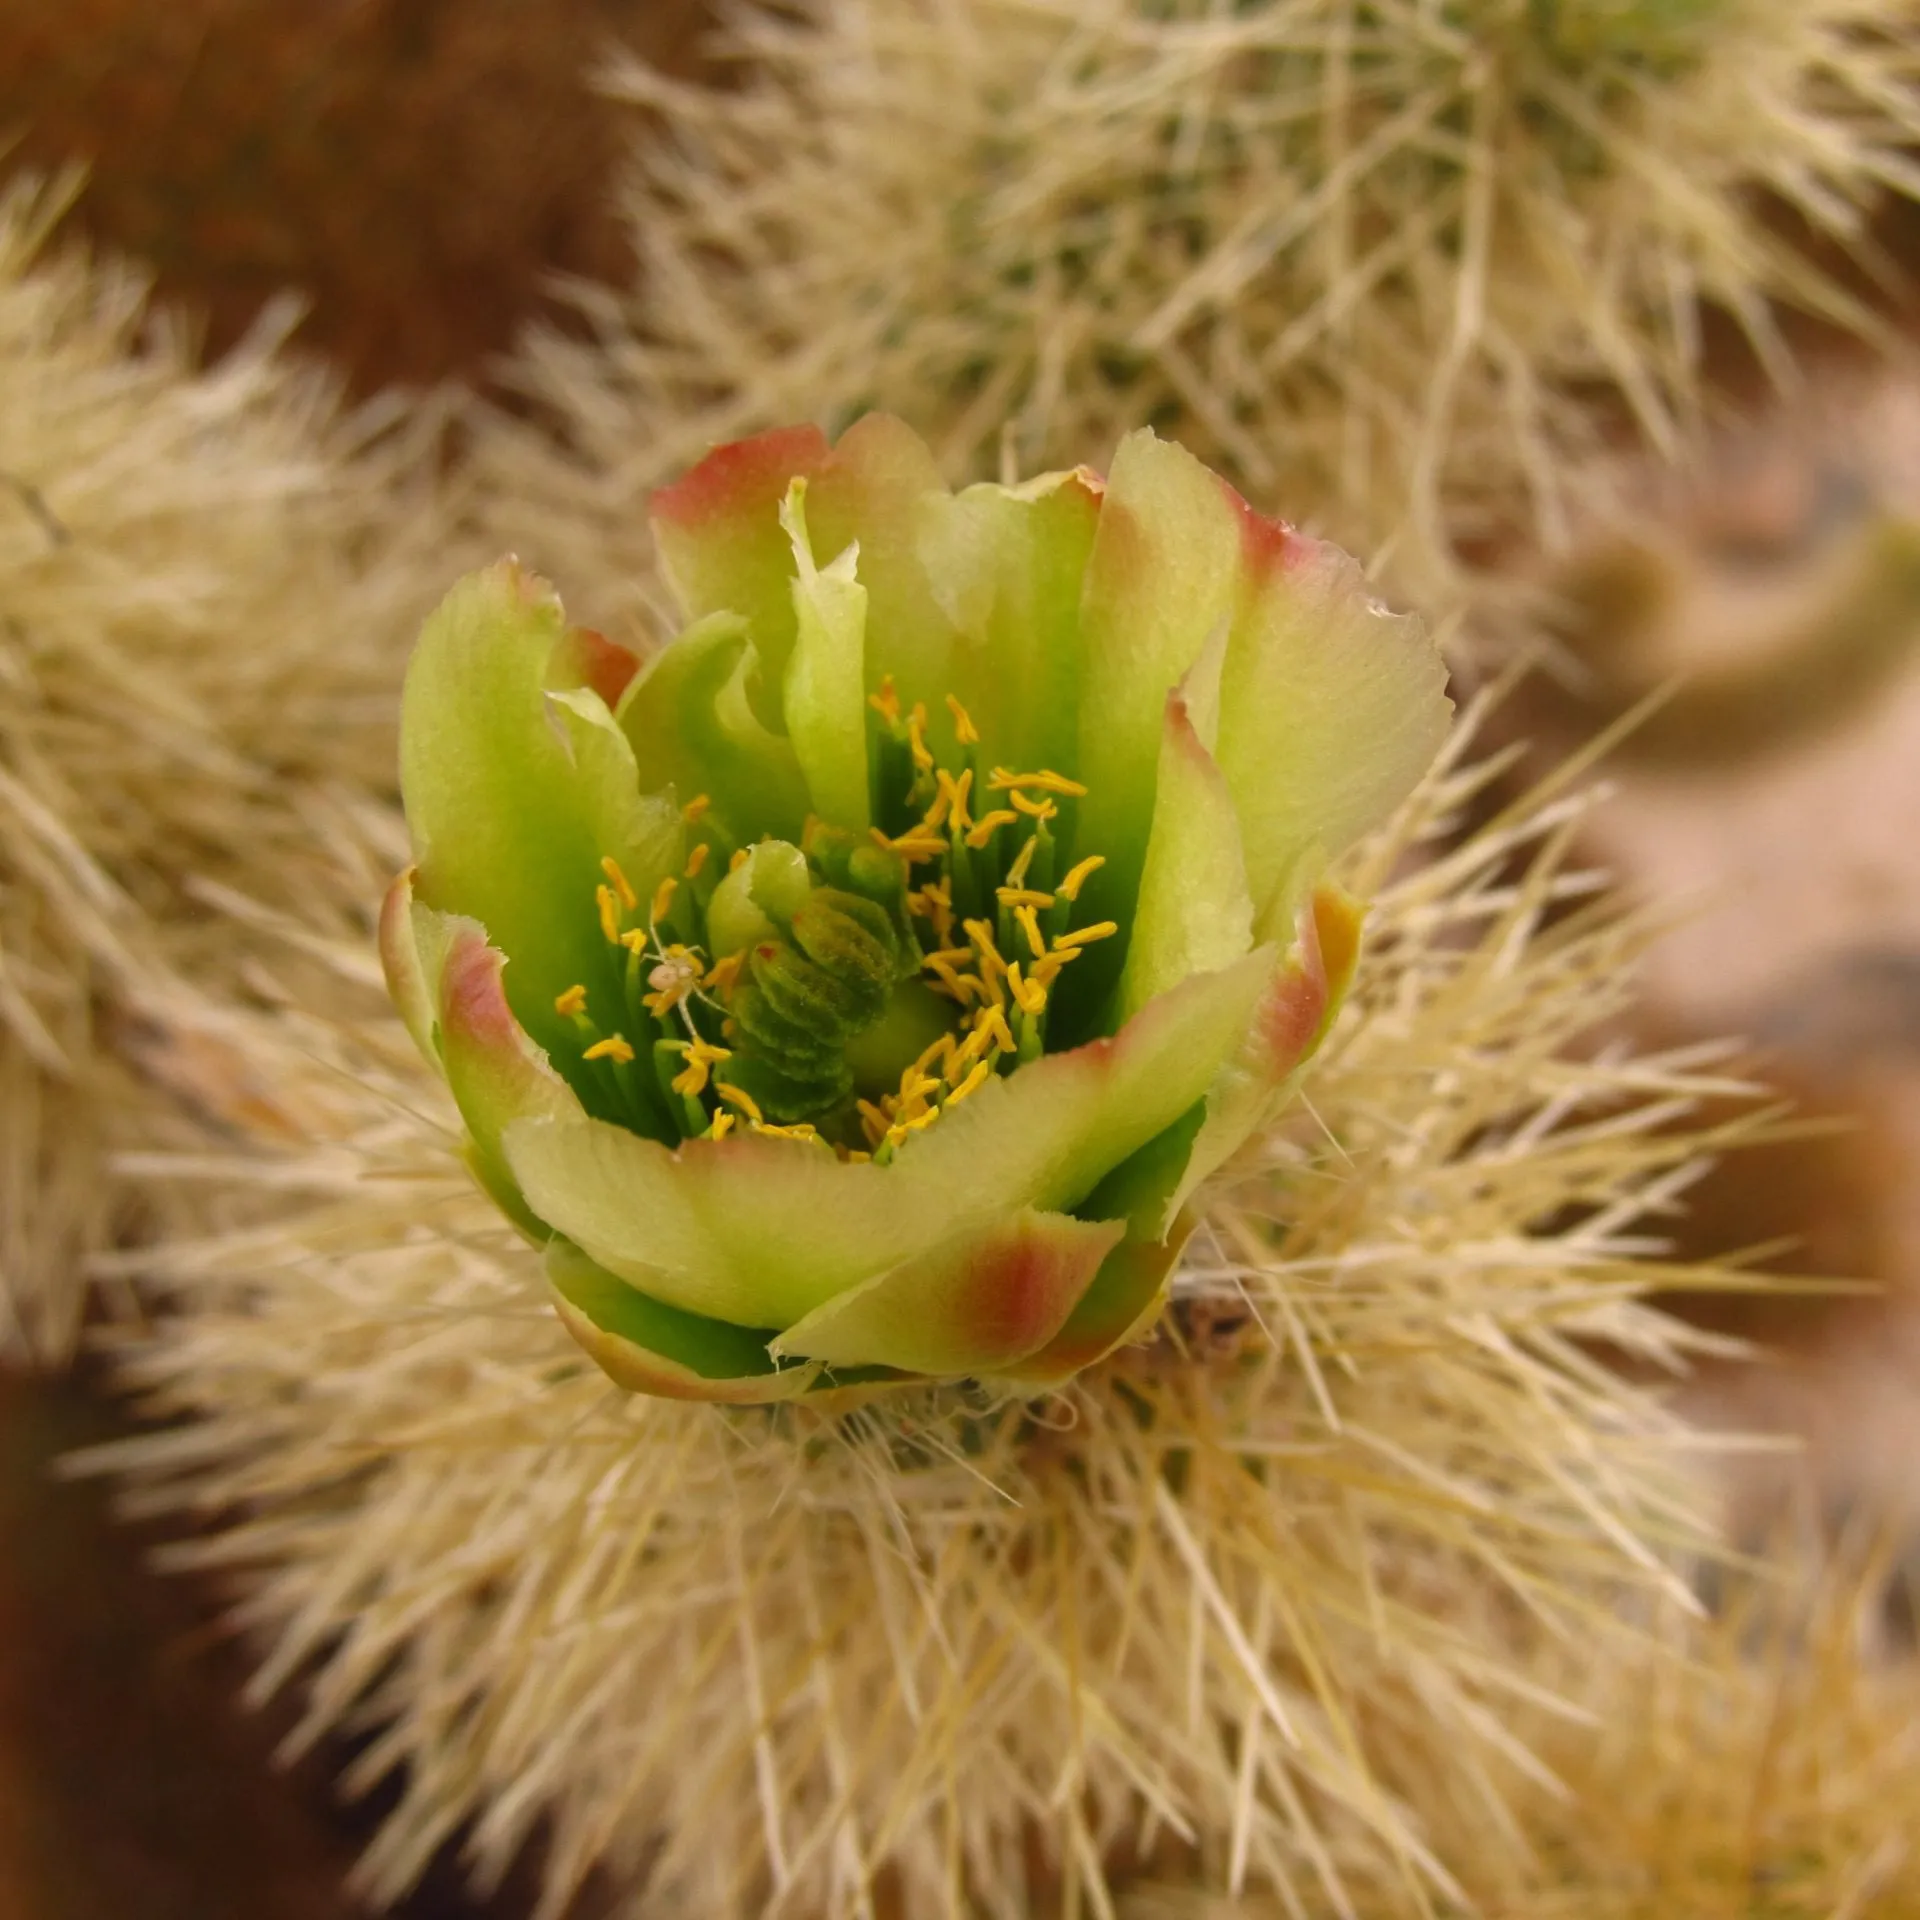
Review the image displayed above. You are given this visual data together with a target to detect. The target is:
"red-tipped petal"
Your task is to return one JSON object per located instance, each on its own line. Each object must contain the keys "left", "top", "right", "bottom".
{"left": 771, "top": 1207, "right": 1125, "bottom": 1376}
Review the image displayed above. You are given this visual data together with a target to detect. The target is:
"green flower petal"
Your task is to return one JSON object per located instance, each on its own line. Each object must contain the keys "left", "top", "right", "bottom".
{"left": 615, "top": 611, "right": 811, "bottom": 844}
{"left": 1073, "top": 431, "right": 1246, "bottom": 937}
{"left": 1215, "top": 526, "right": 1451, "bottom": 939}
{"left": 916, "top": 466, "right": 1102, "bottom": 775}
{"left": 650, "top": 423, "right": 832, "bottom": 706}
{"left": 1163, "top": 884, "right": 1365, "bottom": 1225}
{"left": 499, "top": 947, "right": 1273, "bottom": 1331}
{"left": 377, "top": 880, "right": 586, "bottom": 1237}
{"left": 993, "top": 1222, "right": 1192, "bottom": 1387}
{"left": 546, "top": 1238, "right": 822, "bottom": 1403}
{"left": 802, "top": 412, "right": 958, "bottom": 712}
{"left": 399, "top": 563, "right": 685, "bottom": 1088}
{"left": 1117, "top": 633, "right": 1255, "bottom": 1023}
{"left": 769, "top": 1207, "right": 1124, "bottom": 1374}
{"left": 779, "top": 482, "right": 871, "bottom": 831}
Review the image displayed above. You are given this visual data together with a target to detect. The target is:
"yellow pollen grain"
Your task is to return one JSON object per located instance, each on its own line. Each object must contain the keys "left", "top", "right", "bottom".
{"left": 1010, "top": 790, "right": 1058, "bottom": 822}
{"left": 683, "top": 842, "right": 710, "bottom": 880}
{"left": 621, "top": 927, "right": 648, "bottom": 956}
{"left": 964, "top": 809, "right": 1018, "bottom": 848}
{"left": 1014, "top": 902, "right": 1047, "bottom": 960}
{"left": 728, "top": 847, "right": 751, "bottom": 873}
{"left": 554, "top": 984, "right": 588, "bottom": 1018}
{"left": 709, "top": 1112, "right": 736, "bottom": 1141}
{"left": 596, "top": 884, "right": 621, "bottom": 944}
{"left": 1055, "top": 920, "right": 1119, "bottom": 950}
{"left": 682, "top": 793, "right": 712, "bottom": 824}
{"left": 1058, "top": 854, "right": 1105, "bottom": 902}
{"left": 988, "top": 766, "right": 1088, "bottom": 798}
{"left": 600, "top": 856, "right": 639, "bottom": 911}
{"left": 944, "top": 1057, "right": 993, "bottom": 1106}
{"left": 868, "top": 675, "right": 901, "bottom": 726}
{"left": 907, "top": 703, "right": 933, "bottom": 773}
{"left": 944, "top": 693, "right": 980, "bottom": 745}
{"left": 650, "top": 876, "right": 678, "bottom": 925}
{"left": 584, "top": 1034, "right": 635, "bottom": 1065}
{"left": 717, "top": 1082, "right": 765, "bottom": 1124}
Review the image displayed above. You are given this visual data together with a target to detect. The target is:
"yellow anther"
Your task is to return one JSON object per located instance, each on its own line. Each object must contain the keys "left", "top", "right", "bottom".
{"left": 1058, "top": 854, "right": 1105, "bottom": 902}
{"left": 650, "top": 875, "right": 679, "bottom": 925}
{"left": 1005, "top": 961, "right": 1048, "bottom": 1018}
{"left": 944, "top": 1057, "right": 994, "bottom": 1106}
{"left": 913, "top": 1032, "right": 958, "bottom": 1078}
{"left": 964, "top": 809, "right": 1019, "bottom": 848}
{"left": 584, "top": 1034, "right": 635, "bottom": 1065}
{"left": 889, "top": 831, "right": 948, "bottom": 864}
{"left": 600, "top": 856, "right": 639, "bottom": 911}
{"left": 1003, "top": 833, "right": 1040, "bottom": 889}
{"left": 709, "top": 1112, "right": 736, "bottom": 1142}
{"left": 728, "top": 846, "right": 751, "bottom": 873}
{"left": 857, "top": 1098, "right": 893, "bottom": 1146}
{"left": 716, "top": 1082, "right": 765, "bottom": 1124}
{"left": 671, "top": 1039, "right": 732, "bottom": 1098}
{"left": 988, "top": 766, "right": 1089, "bottom": 798}
{"left": 596, "top": 884, "right": 622, "bottom": 944}
{"left": 621, "top": 927, "right": 648, "bottom": 956}
{"left": 944, "top": 693, "right": 980, "bottom": 745}
{"left": 885, "top": 1105, "right": 942, "bottom": 1149}
{"left": 924, "top": 944, "right": 975, "bottom": 968}
{"left": 682, "top": 793, "right": 712, "bottom": 824}
{"left": 1014, "top": 901, "right": 1047, "bottom": 960}
{"left": 907, "top": 702, "right": 934, "bottom": 773}
{"left": 684, "top": 842, "right": 710, "bottom": 880}
{"left": 1010, "top": 789, "right": 1058, "bottom": 822}
{"left": 951, "top": 1021, "right": 993, "bottom": 1073}
{"left": 924, "top": 956, "right": 979, "bottom": 1005}
{"left": 977, "top": 1004, "right": 1017, "bottom": 1057}
{"left": 995, "top": 887, "right": 1055, "bottom": 911}
{"left": 1054, "top": 919, "right": 1119, "bottom": 950}
{"left": 704, "top": 951, "right": 746, "bottom": 996}
{"left": 554, "top": 983, "right": 588, "bottom": 1018}
{"left": 753, "top": 1120, "right": 822, "bottom": 1144}
{"left": 934, "top": 767, "right": 974, "bottom": 832}
{"left": 1032, "top": 948, "right": 1077, "bottom": 988}
{"left": 840, "top": 1149, "right": 873, "bottom": 1165}
{"left": 868, "top": 675, "right": 901, "bottom": 726}
{"left": 923, "top": 785, "right": 953, "bottom": 833}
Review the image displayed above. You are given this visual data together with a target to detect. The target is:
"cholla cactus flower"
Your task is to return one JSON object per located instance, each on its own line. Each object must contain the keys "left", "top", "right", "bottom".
{"left": 381, "top": 416, "right": 1448, "bottom": 1399}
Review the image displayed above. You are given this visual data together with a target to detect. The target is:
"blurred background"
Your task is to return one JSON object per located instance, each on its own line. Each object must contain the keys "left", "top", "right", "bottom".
{"left": 2, "top": 0, "right": 1919, "bottom": 1913}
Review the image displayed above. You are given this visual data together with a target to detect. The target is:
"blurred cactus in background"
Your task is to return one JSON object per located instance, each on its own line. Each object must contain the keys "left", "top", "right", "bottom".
{"left": 479, "top": 0, "right": 1920, "bottom": 633}
{"left": 0, "top": 174, "right": 459, "bottom": 1361}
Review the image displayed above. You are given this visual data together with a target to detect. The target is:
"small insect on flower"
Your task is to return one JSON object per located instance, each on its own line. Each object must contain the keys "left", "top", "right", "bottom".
{"left": 380, "top": 416, "right": 1450, "bottom": 1400}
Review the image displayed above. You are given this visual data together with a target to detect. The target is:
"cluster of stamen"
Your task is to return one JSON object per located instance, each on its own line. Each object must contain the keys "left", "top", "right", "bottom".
{"left": 859, "top": 679, "right": 1115, "bottom": 1158}
{"left": 551, "top": 681, "right": 1115, "bottom": 1158}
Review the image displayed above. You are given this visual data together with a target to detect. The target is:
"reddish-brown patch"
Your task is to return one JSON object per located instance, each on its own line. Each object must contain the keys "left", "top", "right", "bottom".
{"left": 1255, "top": 905, "right": 1331, "bottom": 1070}
{"left": 440, "top": 928, "right": 521, "bottom": 1050}
{"left": 649, "top": 423, "right": 832, "bottom": 529}
{"left": 550, "top": 625, "right": 642, "bottom": 710}
{"left": 1216, "top": 471, "right": 1306, "bottom": 577}
{"left": 957, "top": 1221, "right": 1114, "bottom": 1365}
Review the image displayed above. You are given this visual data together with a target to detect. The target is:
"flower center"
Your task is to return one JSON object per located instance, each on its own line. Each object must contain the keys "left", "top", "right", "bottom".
{"left": 552, "top": 682, "right": 1116, "bottom": 1158}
